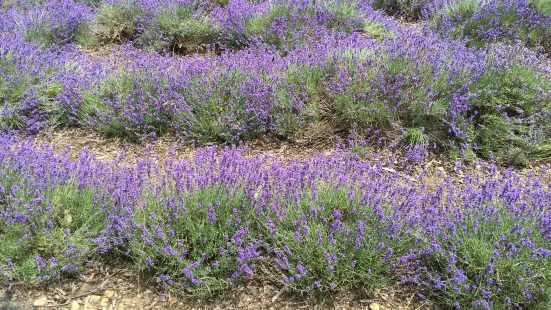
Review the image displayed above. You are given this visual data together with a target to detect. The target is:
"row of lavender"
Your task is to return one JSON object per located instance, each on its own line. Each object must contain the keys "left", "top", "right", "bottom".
{"left": 2, "top": 0, "right": 551, "bottom": 164}
{"left": 0, "top": 0, "right": 378, "bottom": 52}
{"left": 3, "top": 0, "right": 550, "bottom": 55}
{"left": 0, "top": 135, "right": 550, "bottom": 308}
{"left": 376, "top": 0, "right": 551, "bottom": 53}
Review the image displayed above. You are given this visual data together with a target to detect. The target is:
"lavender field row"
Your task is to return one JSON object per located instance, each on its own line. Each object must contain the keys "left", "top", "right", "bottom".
{"left": 2, "top": 0, "right": 551, "bottom": 308}
{"left": 0, "top": 135, "right": 550, "bottom": 308}
{"left": 1, "top": 0, "right": 551, "bottom": 164}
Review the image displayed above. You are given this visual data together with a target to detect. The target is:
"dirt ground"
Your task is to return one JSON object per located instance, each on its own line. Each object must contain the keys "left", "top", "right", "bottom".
{"left": 33, "top": 129, "right": 332, "bottom": 162}
{"left": 33, "top": 129, "right": 551, "bottom": 190}
{"left": 0, "top": 260, "right": 433, "bottom": 310}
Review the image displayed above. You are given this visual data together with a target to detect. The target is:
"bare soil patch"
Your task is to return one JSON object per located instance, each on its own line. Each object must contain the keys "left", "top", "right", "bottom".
{"left": 1, "top": 261, "right": 432, "bottom": 310}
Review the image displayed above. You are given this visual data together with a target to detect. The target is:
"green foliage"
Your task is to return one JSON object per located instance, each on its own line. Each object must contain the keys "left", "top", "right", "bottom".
{"left": 531, "top": 142, "right": 551, "bottom": 161}
{"left": 401, "top": 127, "right": 427, "bottom": 147}
{"left": 361, "top": 21, "right": 389, "bottom": 40}
{"left": 128, "top": 183, "right": 417, "bottom": 296}
{"left": 23, "top": 19, "right": 91, "bottom": 48}
{"left": 264, "top": 186, "right": 416, "bottom": 293}
{"left": 140, "top": 5, "right": 219, "bottom": 54}
{"left": 0, "top": 50, "right": 62, "bottom": 131}
{"left": 0, "top": 172, "right": 108, "bottom": 282}
{"left": 74, "top": 29, "right": 101, "bottom": 49}
{"left": 174, "top": 70, "right": 267, "bottom": 143}
{"left": 130, "top": 187, "right": 252, "bottom": 295}
{"left": 78, "top": 91, "right": 124, "bottom": 137}
{"left": 91, "top": 2, "right": 147, "bottom": 44}
{"left": 328, "top": 55, "right": 420, "bottom": 133}
{"left": 0, "top": 52, "right": 36, "bottom": 107}
{"left": 244, "top": 4, "right": 294, "bottom": 50}
{"left": 371, "top": 0, "right": 425, "bottom": 20}
{"left": 433, "top": 0, "right": 479, "bottom": 25}
{"left": 77, "top": 71, "right": 170, "bottom": 141}
{"left": 237, "top": 0, "right": 368, "bottom": 50}
{"left": 468, "top": 65, "right": 551, "bottom": 164}
{"left": 530, "top": 0, "right": 551, "bottom": 14}
{"left": 434, "top": 1, "right": 551, "bottom": 54}
{"left": 211, "top": 0, "right": 229, "bottom": 6}
{"left": 322, "top": 0, "right": 369, "bottom": 34}
{"left": 75, "top": 0, "right": 101, "bottom": 7}
{"left": 309, "top": 46, "right": 551, "bottom": 164}
{"left": 273, "top": 62, "right": 334, "bottom": 137}
{"left": 421, "top": 210, "right": 551, "bottom": 309}
{"left": 371, "top": 0, "right": 397, "bottom": 12}
{"left": 475, "top": 115, "right": 529, "bottom": 165}
{"left": 40, "top": 82, "right": 69, "bottom": 129}
{"left": 1, "top": 0, "right": 41, "bottom": 8}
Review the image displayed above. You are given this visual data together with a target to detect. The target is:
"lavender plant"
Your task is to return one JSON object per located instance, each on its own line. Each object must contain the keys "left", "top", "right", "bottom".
{"left": 139, "top": 3, "right": 219, "bottom": 54}
{"left": 1, "top": 0, "right": 94, "bottom": 47}
{"left": 90, "top": 0, "right": 148, "bottom": 44}
{"left": 0, "top": 34, "right": 68, "bottom": 132}
{"left": 434, "top": 0, "right": 551, "bottom": 55}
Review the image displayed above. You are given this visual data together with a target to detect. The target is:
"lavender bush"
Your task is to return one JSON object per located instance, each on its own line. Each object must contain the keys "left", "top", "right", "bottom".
{"left": 0, "top": 33, "right": 68, "bottom": 132}
{"left": 1, "top": 0, "right": 94, "bottom": 47}
{"left": 371, "top": 0, "right": 551, "bottom": 57}
{"left": 433, "top": 0, "right": 551, "bottom": 55}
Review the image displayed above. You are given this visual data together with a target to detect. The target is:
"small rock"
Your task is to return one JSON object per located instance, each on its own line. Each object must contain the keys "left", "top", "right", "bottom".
{"left": 100, "top": 297, "right": 109, "bottom": 307}
{"left": 247, "top": 286, "right": 258, "bottom": 295}
{"left": 369, "top": 303, "right": 380, "bottom": 310}
{"left": 55, "top": 287, "right": 68, "bottom": 296}
{"left": 122, "top": 298, "right": 134, "bottom": 305}
{"left": 104, "top": 290, "right": 116, "bottom": 298}
{"left": 271, "top": 289, "right": 284, "bottom": 303}
{"left": 33, "top": 297, "right": 47, "bottom": 307}
{"left": 84, "top": 295, "right": 101, "bottom": 310}
{"left": 70, "top": 300, "right": 80, "bottom": 310}
{"left": 78, "top": 282, "right": 91, "bottom": 293}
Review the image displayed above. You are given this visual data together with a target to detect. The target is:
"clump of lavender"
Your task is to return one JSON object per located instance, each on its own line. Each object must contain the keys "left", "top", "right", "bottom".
{"left": 0, "top": 139, "right": 112, "bottom": 283}
{"left": 138, "top": 2, "right": 220, "bottom": 54}
{"left": 1, "top": 0, "right": 95, "bottom": 47}
{"left": 402, "top": 168, "right": 551, "bottom": 309}
{"left": 434, "top": 0, "right": 551, "bottom": 55}
{"left": 0, "top": 33, "right": 68, "bottom": 133}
